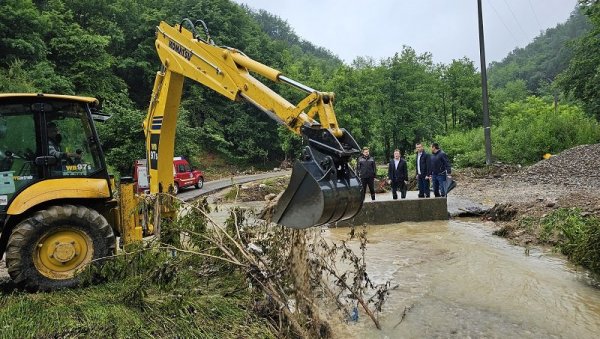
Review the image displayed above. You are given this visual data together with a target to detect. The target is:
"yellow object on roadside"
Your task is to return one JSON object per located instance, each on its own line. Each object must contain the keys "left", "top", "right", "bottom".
{"left": 543, "top": 153, "right": 552, "bottom": 159}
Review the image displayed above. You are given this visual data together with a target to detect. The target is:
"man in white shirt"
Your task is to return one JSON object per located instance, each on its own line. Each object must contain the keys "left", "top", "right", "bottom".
{"left": 415, "top": 143, "right": 431, "bottom": 198}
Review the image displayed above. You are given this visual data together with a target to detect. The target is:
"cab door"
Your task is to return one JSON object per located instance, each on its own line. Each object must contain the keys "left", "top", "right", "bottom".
{"left": 0, "top": 104, "right": 41, "bottom": 213}
{"left": 174, "top": 161, "right": 193, "bottom": 188}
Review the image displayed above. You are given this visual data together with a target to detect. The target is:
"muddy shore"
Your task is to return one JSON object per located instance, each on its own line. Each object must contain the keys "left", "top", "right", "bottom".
{"left": 450, "top": 144, "right": 600, "bottom": 247}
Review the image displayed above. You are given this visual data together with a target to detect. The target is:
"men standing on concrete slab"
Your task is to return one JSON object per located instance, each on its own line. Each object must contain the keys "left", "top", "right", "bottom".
{"left": 357, "top": 146, "right": 376, "bottom": 201}
{"left": 388, "top": 149, "right": 408, "bottom": 199}
{"left": 415, "top": 143, "right": 431, "bottom": 198}
{"left": 430, "top": 142, "right": 452, "bottom": 197}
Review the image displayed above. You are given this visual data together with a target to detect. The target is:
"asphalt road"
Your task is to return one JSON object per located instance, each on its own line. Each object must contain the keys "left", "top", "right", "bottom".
{"left": 177, "top": 170, "right": 291, "bottom": 202}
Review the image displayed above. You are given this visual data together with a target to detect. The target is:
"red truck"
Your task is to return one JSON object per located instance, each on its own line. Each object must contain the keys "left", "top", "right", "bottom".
{"left": 134, "top": 157, "right": 204, "bottom": 194}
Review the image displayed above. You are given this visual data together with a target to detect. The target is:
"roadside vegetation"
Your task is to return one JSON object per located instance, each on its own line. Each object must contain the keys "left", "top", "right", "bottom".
{"left": 0, "top": 265, "right": 272, "bottom": 338}
{"left": 1, "top": 198, "right": 390, "bottom": 337}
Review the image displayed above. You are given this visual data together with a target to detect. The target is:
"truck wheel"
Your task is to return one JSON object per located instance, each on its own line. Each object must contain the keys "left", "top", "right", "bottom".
{"left": 173, "top": 182, "right": 179, "bottom": 195}
{"left": 195, "top": 177, "right": 204, "bottom": 189}
{"left": 5, "top": 205, "right": 116, "bottom": 291}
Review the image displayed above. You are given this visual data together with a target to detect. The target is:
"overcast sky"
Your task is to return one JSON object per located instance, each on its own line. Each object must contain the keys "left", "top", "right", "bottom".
{"left": 233, "top": 0, "right": 578, "bottom": 66}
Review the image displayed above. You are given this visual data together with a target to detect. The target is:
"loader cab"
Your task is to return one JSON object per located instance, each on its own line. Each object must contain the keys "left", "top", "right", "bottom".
{"left": 0, "top": 94, "right": 109, "bottom": 215}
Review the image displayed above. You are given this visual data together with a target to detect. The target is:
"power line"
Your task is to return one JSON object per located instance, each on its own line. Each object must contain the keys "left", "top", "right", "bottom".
{"left": 501, "top": 0, "right": 528, "bottom": 36}
{"left": 487, "top": 0, "right": 519, "bottom": 43}
{"left": 527, "top": 0, "right": 543, "bottom": 32}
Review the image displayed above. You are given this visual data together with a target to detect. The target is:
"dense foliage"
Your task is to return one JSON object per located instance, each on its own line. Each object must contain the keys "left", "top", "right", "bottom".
{"left": 439, "top": 97, "right": 600, "bottom": 166}
{"left": 1, "top": 0, "right": 599, "bottom": 173}
{"left": 557, "top": 0, "right": 600, "bottom": 119}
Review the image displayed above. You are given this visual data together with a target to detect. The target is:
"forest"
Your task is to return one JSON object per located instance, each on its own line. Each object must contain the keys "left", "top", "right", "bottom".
{"left": 1, "top": 0, "right": 600, "bottom": 175}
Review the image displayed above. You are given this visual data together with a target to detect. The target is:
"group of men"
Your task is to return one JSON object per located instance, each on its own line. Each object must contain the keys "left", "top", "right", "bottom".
{"left": 356, "top": 143, "right": 452, "bottom": 200}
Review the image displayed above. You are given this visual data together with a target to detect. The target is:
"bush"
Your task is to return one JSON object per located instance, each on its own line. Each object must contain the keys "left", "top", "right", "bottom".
{"left": 436, "top": 128, "right": 487, "bottom": 168}
{"left": 436, "top": 97, "right": 600, "bottom": 167}
{"left": 494, "top": 97, "right": 600, "bottom": 165}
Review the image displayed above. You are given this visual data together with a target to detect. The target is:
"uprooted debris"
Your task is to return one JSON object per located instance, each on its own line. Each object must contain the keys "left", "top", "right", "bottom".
{"left": 220, "top": 177, "right": 289, "bottom": 203}
{"left": 91, "top": 195, "right": 392, "bottom": 338}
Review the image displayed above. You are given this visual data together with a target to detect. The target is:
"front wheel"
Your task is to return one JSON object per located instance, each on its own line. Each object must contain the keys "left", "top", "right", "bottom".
{"left": 173, "top": 182, "right": 180, "bottom": 195}
{"left": 5, "top": 205, "right": 116, "bottom": 291}
{"left": 195, "top": 177, "right": 204, "bottom": 189}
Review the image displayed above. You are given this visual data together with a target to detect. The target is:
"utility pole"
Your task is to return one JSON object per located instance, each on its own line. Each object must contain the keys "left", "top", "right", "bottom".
{"left": 478, "top": 0, "right": 493, "bottom": 165}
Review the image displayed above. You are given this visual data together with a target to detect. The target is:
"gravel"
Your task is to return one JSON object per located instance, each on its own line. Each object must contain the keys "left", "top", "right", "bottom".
{"left": 452, "top": 143, "right": 600, "bottom": 215}
{"left": 517, "top": 144, "right": 600, "bottom": 188}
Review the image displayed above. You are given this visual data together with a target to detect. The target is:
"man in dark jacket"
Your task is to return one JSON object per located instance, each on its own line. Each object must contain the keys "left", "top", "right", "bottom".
{"left": 415, "top": 143, "right": 430, "bottom": 198}
{"left": 388, "top": 149, "right": 408, "bottom": 199}
{"left": 429, "top": 142, "right": 452, "bottom": 197}
{"left": 357, "top": 147, "right": 376, "bottom": 201}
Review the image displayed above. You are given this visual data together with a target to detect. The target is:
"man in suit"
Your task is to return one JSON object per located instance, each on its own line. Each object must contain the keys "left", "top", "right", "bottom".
{"left": 388, "top": 149, "right": 408, "bottom": 199}
{"left": 415, "top": 143, "right": 430, "bottom": 198}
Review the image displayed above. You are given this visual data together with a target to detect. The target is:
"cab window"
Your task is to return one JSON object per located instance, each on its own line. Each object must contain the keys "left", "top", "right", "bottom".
{"left": 45, "top": 102, "right": 102, "bottom": 177}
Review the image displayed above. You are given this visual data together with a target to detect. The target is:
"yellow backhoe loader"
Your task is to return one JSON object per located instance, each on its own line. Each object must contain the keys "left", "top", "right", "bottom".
{"left": 0, "top": 19, "right": 362, "bottom": 290}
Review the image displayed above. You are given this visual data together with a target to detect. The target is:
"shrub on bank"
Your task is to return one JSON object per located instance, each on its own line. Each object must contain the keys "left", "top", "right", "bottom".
{"left": 539, "top": 208, "right": 600, "bottom": 275}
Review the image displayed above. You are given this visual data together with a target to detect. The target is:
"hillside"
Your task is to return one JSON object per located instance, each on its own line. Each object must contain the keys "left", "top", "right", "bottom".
{"left": 488, "top": 8, "right": 590, "bottom": 94}
{"left": 0, "top": 0, "right": 342, "bottom": 173}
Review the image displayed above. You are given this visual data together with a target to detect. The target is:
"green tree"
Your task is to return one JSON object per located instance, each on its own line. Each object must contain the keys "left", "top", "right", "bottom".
{"left": 444, "top": 58, "right": 481, "bottom": 129}
{"left": 488, "top": 8, "right": 589, "bottom": 94}
{"left": 557, "top": 1, "right": 600, "bottom": 118}
{"left": 489, "top": 79, "right": 529, "bottom": 117}
{"left": 0, "top": 0, "right": 48, "bottom": 64}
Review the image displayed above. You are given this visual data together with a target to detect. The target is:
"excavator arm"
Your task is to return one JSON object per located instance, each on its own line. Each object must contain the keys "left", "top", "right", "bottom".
{"left": 144, "top": 19, "right": 363, "bottom": 228}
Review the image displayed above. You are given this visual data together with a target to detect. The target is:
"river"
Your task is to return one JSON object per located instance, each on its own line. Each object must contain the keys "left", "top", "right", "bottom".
{"left": 326, "top": 220, "right": 600, "bottom": 338}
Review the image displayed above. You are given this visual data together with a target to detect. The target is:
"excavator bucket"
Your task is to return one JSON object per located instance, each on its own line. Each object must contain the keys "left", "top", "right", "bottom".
{"left": 273, "top": 127, "right": 363, "bottom": 228}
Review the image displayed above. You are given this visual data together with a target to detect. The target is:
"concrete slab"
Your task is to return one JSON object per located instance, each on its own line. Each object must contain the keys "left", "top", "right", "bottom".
{"left": 334, "top": 190, "right": 448, "bottom": 226}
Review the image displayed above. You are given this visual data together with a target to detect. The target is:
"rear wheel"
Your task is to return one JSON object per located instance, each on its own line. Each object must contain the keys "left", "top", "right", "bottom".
{"left": 5, "top": 205, "right": 116, "bottom": 291}
{"left": 195, "top": 177, "right": 204, "bottom": 189}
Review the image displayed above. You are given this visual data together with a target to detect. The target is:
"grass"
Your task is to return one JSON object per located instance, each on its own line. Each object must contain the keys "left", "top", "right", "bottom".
{"left": 512, "top": 208, "right": 600, "bottom": 275}
{"left": 0, "top": 251, "right": 273, "bottom": 338}
{"left": 191, "top": 150, "right": 281, "bottom": 180}
{"left": 539, "top": 208, "right": 600, "bottom": 273}
{"left": 223, "top": 186, "right": 240, "bottom": 201}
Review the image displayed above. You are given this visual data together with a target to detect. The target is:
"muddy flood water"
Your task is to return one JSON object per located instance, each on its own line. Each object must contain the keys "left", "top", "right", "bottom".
{"left": 326, "top": 220, "right": 600, "bottom": 338}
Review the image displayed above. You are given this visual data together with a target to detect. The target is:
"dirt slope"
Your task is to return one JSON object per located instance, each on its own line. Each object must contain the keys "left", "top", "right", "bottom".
{"left": 452, "top": 144, "right": 600, "bottom": 244}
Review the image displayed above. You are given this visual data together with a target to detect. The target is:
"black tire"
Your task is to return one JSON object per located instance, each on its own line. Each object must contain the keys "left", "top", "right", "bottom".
{"left": 5, "top": 205, "right": 116, "bottom": 291}
{"left": 195, "top": 177, "right": 204, "bottom": 189}
{"left": 173, "top": 182, "right": 179, "bottom": 195}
